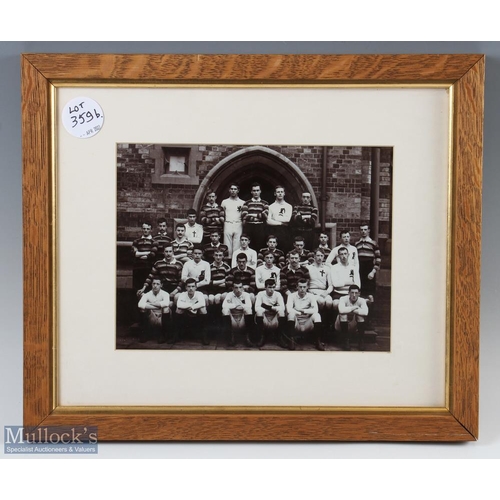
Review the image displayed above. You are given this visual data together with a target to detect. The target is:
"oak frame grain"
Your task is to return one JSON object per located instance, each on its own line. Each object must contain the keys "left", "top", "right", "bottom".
{"left": 22, "top": 54, "right": 483, "bottom": 442}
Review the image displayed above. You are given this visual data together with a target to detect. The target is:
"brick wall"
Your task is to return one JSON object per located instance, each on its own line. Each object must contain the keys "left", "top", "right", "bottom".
{"left": 117, "top": 144, "right": 392, "bottom": 243}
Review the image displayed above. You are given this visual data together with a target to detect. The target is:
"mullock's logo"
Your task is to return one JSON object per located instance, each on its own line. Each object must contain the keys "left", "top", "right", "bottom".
{"left": 4, "top": 426, "right": 98, "bottom": 454}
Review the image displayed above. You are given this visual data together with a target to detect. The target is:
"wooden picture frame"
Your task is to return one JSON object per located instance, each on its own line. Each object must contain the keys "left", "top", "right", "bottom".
{"left": 22, "top": 54, "right": 483, "bottom": 441}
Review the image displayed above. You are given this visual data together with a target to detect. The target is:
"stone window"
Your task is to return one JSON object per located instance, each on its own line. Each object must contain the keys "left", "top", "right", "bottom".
{"left": 151, "top": 144, "right": 201, "bottom": 185}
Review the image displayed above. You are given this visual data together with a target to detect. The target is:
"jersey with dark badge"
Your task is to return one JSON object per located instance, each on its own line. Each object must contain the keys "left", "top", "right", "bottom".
{"left": 255, "top": 265, "right": 281, "bottom": 290}
{"left": 268, "top": 201, "right": 292, "bottom": 224}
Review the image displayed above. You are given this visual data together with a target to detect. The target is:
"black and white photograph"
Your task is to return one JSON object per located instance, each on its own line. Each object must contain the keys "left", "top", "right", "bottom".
{"left": 116, "top": 144, "right": 392, "bottom": 351}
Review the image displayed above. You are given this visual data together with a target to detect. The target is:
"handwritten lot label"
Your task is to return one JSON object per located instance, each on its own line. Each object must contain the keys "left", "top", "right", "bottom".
{"left": 62, "top": 97, "right": 104, "bottom": 138}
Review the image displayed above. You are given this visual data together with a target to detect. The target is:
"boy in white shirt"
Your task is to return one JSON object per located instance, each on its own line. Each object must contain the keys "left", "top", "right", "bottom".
{"left": 255, "top": 252, "right": 281, "bottom": 291}
{"left": 326, "top": 230, "right": 359, "bottom": 268}
{"left": 138, "top": 278, "right": 171, "bottom": 344}
{"left": 231, "top": 233, "right": 258, "bottom": 269}
{"left": 286, "top": 279, "right": 324, "bottom": 351}
{"left": 331, "top": 247, "right": 361, "bottom": 312}
{"left": 184, "top": 209, "right": 204, "bottom": 247}
{"left": 181, "top": 248, "right": 211, "bottom": 295}
{"left": 336, "top": 284, "right": 369, "bottom": 351}
{"left": 222, "top": 281, "right": 254, "bottom": 347}
{"left": 255, "top": 279, "right": 286, "bottom": 348}
{"left": 221, "top": 183, "right": 244, "bottom": 258}
{"left": 306, "top": 248, "right": 333, "bottom": 312}
{"left": 175, "top": 278, "right": 209, "bottom": 345}
{"left": 267, "top": 185, "right": 293, "bottom": 252}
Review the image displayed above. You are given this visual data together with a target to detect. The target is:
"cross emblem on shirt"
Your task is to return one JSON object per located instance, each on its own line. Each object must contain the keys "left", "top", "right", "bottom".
{"left": 320, "top": 270, "right": 325, "bottom": 277}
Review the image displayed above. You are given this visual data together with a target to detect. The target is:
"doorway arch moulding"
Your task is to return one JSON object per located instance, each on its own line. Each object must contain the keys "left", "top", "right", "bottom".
{"left": 192, "top": 145, "right": 319, "bottom": 213}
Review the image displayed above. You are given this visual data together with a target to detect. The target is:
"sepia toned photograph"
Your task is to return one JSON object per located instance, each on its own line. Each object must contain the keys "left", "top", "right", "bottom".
{"left": 116, "top": 144, "right": 392, "bottom": 352}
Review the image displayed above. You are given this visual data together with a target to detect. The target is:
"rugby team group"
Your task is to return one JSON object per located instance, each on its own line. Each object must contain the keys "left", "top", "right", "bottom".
{"left": 130, "top": 183, "right": 382, "bottom": 351}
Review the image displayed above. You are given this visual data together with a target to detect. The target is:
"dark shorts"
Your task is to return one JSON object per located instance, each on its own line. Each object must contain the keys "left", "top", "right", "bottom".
{"left": 359, "top": 258, "right": 377, "bottom": 295}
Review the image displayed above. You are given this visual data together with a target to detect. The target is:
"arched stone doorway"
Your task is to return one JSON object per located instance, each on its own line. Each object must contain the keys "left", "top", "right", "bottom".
{"left": 193, "top": 146, "right": 318, "bottom": 211}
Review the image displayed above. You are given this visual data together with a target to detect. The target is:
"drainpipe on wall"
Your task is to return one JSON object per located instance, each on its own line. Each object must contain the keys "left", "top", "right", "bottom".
{"left": 370, "top": 147, "right": 380, "bottom": 240}
{"left": 320, "top": 146, "right": 327, "bottom": 232}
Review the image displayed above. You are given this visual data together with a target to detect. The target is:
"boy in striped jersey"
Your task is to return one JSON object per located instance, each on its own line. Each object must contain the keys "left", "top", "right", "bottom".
{"left": 355, "top": 223, "right": 381, "bottom": 298}
{"left": 203, "top": 230, "right": 229, "bottom": 264}
{"left": 172, "top": 224, "right": 194, "bottom": 264}
{"left": 257, "top": 234, "right": 285, "bottom": 268}
{"left": 204, "top": 248, "right": 232, "bottom": 338}
{"left": 200, "top": 191, "right": 224, "bottom": 245}
{"left": 131, "top": 221, "right": 158, "bottom": 291}
{"left": 280, "top": 251, "right": 311, "bottom": 298}
{"left": 226, "top": 253, "right": 256, "bottom": 304}
{"left": 222, "top": 280, "right": 254, "bottom": 347}
{"left": 152, "top": 217, "right": 171, "bottom": 257}
{"left": 137, "top": 245, "right": 183, "bottom": 307}
{"left": 242, "top": 183, "right": 269, "bottom": 253}
{"left": 292, "top": 192, "right": 318, "bottom": 251}
{"left": 207, "top": 249, "right": 231, "bottom": 306}
{"left": 285, "top": 236, "right": 313, "bottom": 267}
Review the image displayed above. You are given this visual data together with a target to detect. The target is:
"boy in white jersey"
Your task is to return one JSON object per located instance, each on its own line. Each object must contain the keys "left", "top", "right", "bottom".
{"left": 255, "top": 251, "right": 281, "bottom": 291}
{"left": 267, "top": 185, "right": 293, "bottom": 252}
{"left": 255, "top": 279, "right": 286, "bottom": 348}
{"left": 336, "top": 284, "right": 369, "bottom": 351}
{"left": 184, "top": 209, "right": 204, "bottom": 247}
{"left": 138, "top": 278, "right": 171, "bottom": 344}
{"left": 231, "top": 233, "right": 258, "bottom": 269}
{"left": 286, "top": 279, "right": 324, "bottom": 351}
{"left": 306, "top": 248, "right": 333, "bottom": 313}
{"left": 326, "top": 230, "right": 359, "bottom": 268}
{"left": 222, "top": 280, "right": 254, "bottom": 347}
{"left": 175, "top": 278, "right": 209, "bottom": 345}
{"left": 181, "top": 248, "right": 211, "bottom": 295}
{"left": 221, "top": 183, "right": 244, "bottom": 258}
{"left": 331, "top": 247, "right": 361, "bottom": 311}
